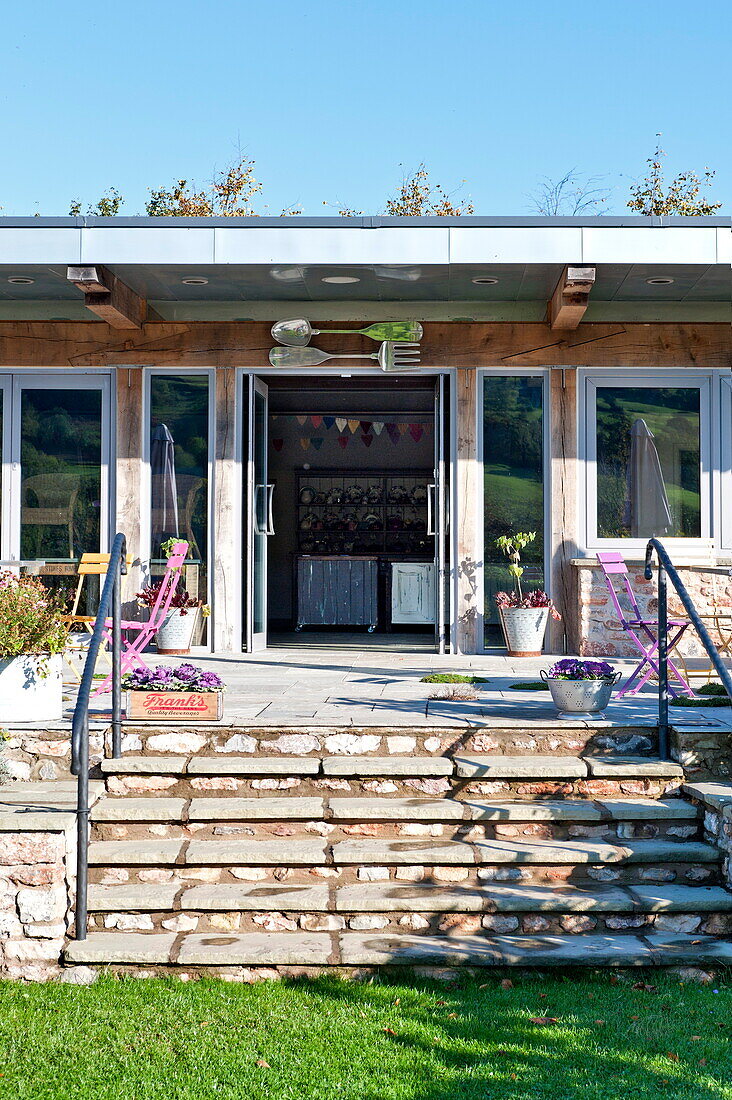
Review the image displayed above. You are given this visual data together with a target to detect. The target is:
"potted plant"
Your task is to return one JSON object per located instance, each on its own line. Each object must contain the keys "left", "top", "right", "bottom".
{"left": 494, "top": 532, "right": 560, "bottom": 656}
{"left": 0, "top": 571, "right": 67, "bottom": 722}
{"left": 123, "top": 663, "right": 225, "bottom": 721}
{"left": 540, "top": 658, "right": 621, "bottom": 719}
{"left": 136, "top": 584, "right": 209, "bottom": 654}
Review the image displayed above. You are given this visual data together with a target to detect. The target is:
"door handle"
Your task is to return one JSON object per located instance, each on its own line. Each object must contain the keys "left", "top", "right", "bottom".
{"left": 254, "top": 484, "right": 265, "bottom": 535}
{"left": 427, "top": 483, "right": 436, "bottom": 536}
{"left": 266, "top": 483, "right": 275, "bottom": 536}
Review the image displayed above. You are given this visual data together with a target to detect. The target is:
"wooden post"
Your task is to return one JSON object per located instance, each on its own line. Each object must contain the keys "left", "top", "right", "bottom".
{"left": 456, "top": 368, "right": 482, "bottom": 653}
{"left": 548, "top": 367, "right": 579, "bottom": 653}
{"left": 115, "top": 367, "right": 144, "bottom": 612}
{"left": 213, "top": 368, "right": 241, "bottom": 651}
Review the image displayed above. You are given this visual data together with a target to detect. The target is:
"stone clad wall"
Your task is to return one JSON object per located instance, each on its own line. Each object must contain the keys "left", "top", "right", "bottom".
{"left": 573, "top": 561, "right": 732, "bottom": 660}
{"left": 0, "top": 815, "right": 75, "bottom": 981}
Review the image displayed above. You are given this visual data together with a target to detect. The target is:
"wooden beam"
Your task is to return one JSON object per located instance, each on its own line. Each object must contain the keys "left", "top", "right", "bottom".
{"left": 115, "top": 367, "right": 144, "bottom": 613}
{"left": 548, "top": 266, "right": 596, "bottom": 331}
{"left": 548, "top": 367, "right": 579, "bottom": 653}
{"left": 213, "top": 368, "right": 241, "bottom": 651}
{"left": 455, "top": 368, "right": 481, "bottom": 654}
{"left": 67, "top": 266, "right": 146, "bottom": 329}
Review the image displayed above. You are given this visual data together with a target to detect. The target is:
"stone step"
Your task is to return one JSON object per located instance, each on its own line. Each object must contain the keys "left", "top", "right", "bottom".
{"left": 91, "top": 797, "right": 326, "bottom": 823}
{"left": 454, "top": 755, "right": 683, "bottom": 780}
{"left": 64, "top": 930, "right": 732, "bottom": 968}
{"left": 87, "top": 835, "right": 718, "bottom": 868}
{"left": 86, "top": 881, "right": 732, "bottom": 915}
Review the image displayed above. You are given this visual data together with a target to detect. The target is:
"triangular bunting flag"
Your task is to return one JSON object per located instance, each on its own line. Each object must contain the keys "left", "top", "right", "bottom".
{"left": 270, "top": 415, "right": 279, "bottom": 422}
{"left": 348, "top": 419, "right": 360, "bottom": 434}
{"left": 311, "top": 415, "right": 323, "bottom": 429}
{"left": 336, "top": 418, "right": 348, "bottom": 432}
{"left": 297, "top": 415, "right": 307, "bottom": 426}
{"left": 387, "top": 424, "right": 400, "bottom": 445}
{"left": 311, "top": 437, "right": 324, "bottom": 449}
{"left": 337, "top": 435, "right": 349, "bottom": 449}
{"left": 409, "top": 424, "right": 424, "bottom": 442}
{"left": 360, "top": 420, "right": 372, "bottom": 434}
{"left": 372, "top": 422, "right": 384, "bottom": 435}
{"left": 398, "top": 422, "right": 409, "bottom": 435}
{"left": 323, "top": 416, "right": 335, "bottom": 430}
{"left": 299, "top": 437, "right": 310, "bottom": 450}
{"left": 272, "top": 438, "right": 284, "bottom": 452}
{"left": 361, "top": 433, "right": 374, "bottom": 447}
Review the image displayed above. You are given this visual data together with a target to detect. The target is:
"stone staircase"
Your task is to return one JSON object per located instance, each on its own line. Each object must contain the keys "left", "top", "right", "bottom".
{"left": 64, "top": 745, "right": 732, "bottom": 973}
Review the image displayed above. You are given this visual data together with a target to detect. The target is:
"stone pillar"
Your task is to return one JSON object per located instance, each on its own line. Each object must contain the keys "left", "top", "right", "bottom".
{"left": 455, "top": 369, "right": 482, "bottom": 653}
{"left": 549, "top": 367, "right": 579, "bottom": 653}
{"left": 212, "top": 368, "right": 241, "bottom": 652}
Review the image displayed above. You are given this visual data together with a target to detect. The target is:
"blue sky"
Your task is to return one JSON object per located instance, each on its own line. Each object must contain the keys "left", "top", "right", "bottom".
{"left": 1, "top": 0, "right": 730, "bottom": 217}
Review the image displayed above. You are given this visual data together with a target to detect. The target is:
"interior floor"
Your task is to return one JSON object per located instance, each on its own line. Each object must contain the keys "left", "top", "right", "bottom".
{"left": 268, "top": 631, "right": 436, "bottom": 652}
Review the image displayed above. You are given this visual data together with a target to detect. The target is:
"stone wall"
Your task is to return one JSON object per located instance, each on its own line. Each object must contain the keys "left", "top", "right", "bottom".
{"left": 572, "top": 560, "right": 732, "bottom": 660}
{"left": 685, "top": 782, "right": 732, "bottom": 895}
{"left": 0, "top": 806, "right": 76, "bottom": 981}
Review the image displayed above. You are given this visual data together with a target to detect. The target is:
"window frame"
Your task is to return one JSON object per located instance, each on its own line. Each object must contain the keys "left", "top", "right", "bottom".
{"left": 721, "top": 375, "right": 732, "bottom": 552}
{"left": 580, "top": 370, "right": 713, "bottom": 555}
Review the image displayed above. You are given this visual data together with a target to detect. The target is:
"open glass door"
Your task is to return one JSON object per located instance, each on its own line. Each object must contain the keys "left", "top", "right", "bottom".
{"left": 246, "top": 378, "right": 271, "bottom": 651}
{"left": 432, "top": 375, "right": 447, "bottom": 653}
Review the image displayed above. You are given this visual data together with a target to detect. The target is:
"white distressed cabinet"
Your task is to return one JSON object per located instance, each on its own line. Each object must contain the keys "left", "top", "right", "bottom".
{"left": 391, "top": 562, "right": 436, "bottom": 625}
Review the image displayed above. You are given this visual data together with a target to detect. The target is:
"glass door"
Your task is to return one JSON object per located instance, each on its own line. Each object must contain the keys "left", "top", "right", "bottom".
{"left": 245, "top": 377, "right": 271, "bottom": 651}
{"left": 432, "top": 376, "right": 447, "bottom": 653}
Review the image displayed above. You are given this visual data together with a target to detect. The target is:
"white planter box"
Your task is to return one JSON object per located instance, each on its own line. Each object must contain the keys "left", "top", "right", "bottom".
{"left": 0, "top": 654, "right": 63, "bottom": 723}
{"left": 155, "top": 608, "right": 199, "bottom": 654}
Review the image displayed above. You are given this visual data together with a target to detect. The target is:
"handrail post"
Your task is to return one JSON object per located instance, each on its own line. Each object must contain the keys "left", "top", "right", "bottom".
{"left": 75, "top": 709, "right": 89, "bottom": 941}
{"left": 657, "top": 558, "right": 669, "bottom": 760}
{"left": 111, "top": 558, "right": 122, "bottom": 759}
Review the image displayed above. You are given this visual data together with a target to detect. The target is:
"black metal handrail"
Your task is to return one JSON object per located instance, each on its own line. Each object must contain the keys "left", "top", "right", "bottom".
{"left": 644, "top": 537, "right": 732, "bottom": 760}
{"left": 70, "top": 532, "right": 127, "bottom": 941}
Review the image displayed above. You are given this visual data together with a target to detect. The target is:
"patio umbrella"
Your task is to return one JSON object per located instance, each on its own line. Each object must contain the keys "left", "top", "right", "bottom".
{"left": 150, "top": 423, "right": 179, "bottom": 552}
{"left": 623, "top": 417, "right": 672, "bottom": 537}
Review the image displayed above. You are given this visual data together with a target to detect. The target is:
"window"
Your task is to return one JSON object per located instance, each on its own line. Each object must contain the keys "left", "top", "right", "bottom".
{"left": 584, "top": 375, "right": 710, "bottom": 547}
{"left": 482, "top": 375, "right": 546, "bottom": 642}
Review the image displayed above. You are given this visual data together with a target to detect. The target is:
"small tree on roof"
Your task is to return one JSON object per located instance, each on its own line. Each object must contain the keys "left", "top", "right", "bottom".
{"left": 627, "top": 136, "right": 722, "bottom": 216}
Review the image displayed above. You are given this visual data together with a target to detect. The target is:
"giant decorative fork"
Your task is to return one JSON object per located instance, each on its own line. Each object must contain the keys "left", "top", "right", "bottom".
{"left": 268, "top": 341, "right": 421, "bottom": 372}
{"left": 271, "top": 318, "right": 423, "bottom": 346}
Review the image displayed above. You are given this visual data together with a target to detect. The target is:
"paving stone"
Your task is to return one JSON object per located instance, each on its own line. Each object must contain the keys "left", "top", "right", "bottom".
{"left": 65, "top": 933, "right": 176, "bottom": 964}
{"left": 88, "top": 840, "right": 184, "bottom": 865}
{"left": 88, "top": 884, "right": 180, "bottom": 911}
{"left": 491, "top": 935, "right": 656, "bottom": 966}
{"left": 177, "top": 932, "right": 333, "bottom": 966}
{"left": 454, "top": 756, "right": 587, "bottom": 779}
{"left": 339, "top": 933, "right": 501, "bottom": 966}
{"left": 323, "top": 757, "right": 453, "bottom": 777}
{"left": 627, "top": 885, "right": 732, "bottom": 912}
{"left": 472, "top": 838, "right": 626, "bottom": 864}
{"left": 596, "top": 798, "right": 699, "bottom": 820}
{"left": 188, "top": 798, "right": 324, "bottom": 821}
{"left": 185, "top": 838, "right": 327, "bottom": 865}
{"left": 332, "top": 839, "right": 475, "bottom": 865}
{"left": 334, "top": 883, "right": 634, "bottom": 913}
{"left": 187, "top": 757, "right": 321, "bottom": 776}
{"left": 584, "top": 756, "right": 683, "bottom": 778}
{"left": 463, "top": 800, "right": 603, "bottom": 822}
{"left": 329, "top": 798, "right": 464, "bottom": 822}
{"left": 646, "top": 934, "right": 732, "bottom": 964}
{"left": 683, "top": 781, "right": 732, "bottom": 811}
{"left": 181, "top": 883, "right": 330, "bottom": 910}
{"left": 101, "top": 757, "right": 187, "bottom": 774}
{"left": 0, "top": 811, "right": 76, "bottom": 831}
{"left": 92, "top": 799, "right": 187, "bottom": 823}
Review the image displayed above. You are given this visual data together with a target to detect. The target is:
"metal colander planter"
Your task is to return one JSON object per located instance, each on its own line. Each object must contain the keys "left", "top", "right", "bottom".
{"left": 498, "top": 607, "right": 550, "bottom": 657}
{"left": 540, "top": 670, "right": 622, "bottom": 719}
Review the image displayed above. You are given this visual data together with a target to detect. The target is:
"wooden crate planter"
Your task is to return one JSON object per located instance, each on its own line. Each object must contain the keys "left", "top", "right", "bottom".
{"left": 126, "top": 691, "right": 223, "bottom": 722}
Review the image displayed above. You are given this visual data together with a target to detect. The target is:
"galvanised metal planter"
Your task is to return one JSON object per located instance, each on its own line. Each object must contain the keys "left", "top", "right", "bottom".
{"left": 540, "top": 671, "right": 622, "bottom": 720}
{"left": 498, "top": 607, "right": 550, "bottom": 657}
{"left": 155, "top": 608, "right": 199, "bottom": 655}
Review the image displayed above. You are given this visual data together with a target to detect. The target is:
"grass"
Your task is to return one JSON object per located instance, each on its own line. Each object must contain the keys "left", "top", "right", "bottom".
{"left": 420, "top": 674, "right": 489, "bottom": 684}
{"left": 671, "top": 684, "right": 731, "bottom": 707}
{"left": 1, "top": 971, "right": 731, "bottom": 1099}
{"left": 509, "top": 680, "right": 550, "bottom": 691}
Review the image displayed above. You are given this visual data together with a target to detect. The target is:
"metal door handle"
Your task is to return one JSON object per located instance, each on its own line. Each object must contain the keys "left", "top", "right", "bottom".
{"left": 266, "top": 483, "right": 275, "bottom": 536}
{"left": 427, "top": 483, "right": 436, "bottom": 536}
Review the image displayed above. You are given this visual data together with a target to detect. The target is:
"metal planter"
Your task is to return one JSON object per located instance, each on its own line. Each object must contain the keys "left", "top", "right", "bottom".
{"left": 498, "top": 607, "right": 550, "bottom": 657}
{"left": 540, "top": 672, "right": 621, "bottom": 719}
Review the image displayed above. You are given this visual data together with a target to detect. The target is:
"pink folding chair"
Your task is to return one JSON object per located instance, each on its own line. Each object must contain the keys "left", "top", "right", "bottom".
{"left": 93, "top": 541, "right": 189, "bottom": 696}
{"left": 596, "top": 551, "right": 694, "bottom": 698}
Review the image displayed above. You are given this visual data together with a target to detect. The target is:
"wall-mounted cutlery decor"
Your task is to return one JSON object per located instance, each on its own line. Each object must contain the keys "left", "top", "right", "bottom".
{"left": 269, "top": 318, "right": 423, "bottom": 372}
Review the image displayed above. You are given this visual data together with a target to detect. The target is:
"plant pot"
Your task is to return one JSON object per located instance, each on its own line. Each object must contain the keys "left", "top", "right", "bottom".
{"left": 155, "top": 608, "right": 199, "bottom": 655}
{"left": 498, "top": 607, "right": 550, "bottom": 657}
{"left": 540, "top": 671, "right": 622, "bottom": 719}
{"left": 126, "top": 690, "right": 223, "bottom": 722}
{"left": 0, "top": 654, "right": 63, "bottom": 723}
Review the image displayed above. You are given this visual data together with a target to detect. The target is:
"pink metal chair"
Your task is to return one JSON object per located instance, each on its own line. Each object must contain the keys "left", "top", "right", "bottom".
{"left": 93, "top": 541, "right": 189, "bottom": 696}
{"left": 596, "top": 551, "right": 694, "bottom": 698}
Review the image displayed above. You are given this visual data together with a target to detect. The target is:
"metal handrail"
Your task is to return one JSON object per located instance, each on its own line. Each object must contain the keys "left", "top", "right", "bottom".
{"left": 644, "top": 537, "right": 732, "bottom": 760}
{"left": 70, "top": 532, "right": 127, "bottom": 941}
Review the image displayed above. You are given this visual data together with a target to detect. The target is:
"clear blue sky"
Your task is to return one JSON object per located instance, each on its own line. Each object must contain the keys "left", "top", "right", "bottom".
{"left": 1, "top": 0, "right": 730, "bottom": 217}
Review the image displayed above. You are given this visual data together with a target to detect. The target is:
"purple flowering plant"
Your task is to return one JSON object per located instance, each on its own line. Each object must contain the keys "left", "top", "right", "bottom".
{"left": 122, "top": 663, "right": 225, "bottom": 693}
{"left": 546, "top": 658, "right": 616, "bottom": 681}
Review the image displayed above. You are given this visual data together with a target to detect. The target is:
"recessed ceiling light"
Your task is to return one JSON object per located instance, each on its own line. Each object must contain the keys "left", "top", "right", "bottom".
{"left": 182, "top": 276, "right": 208, "bottom": 286}
{"left": 7, "top": 276, "right": 34, "bottom": 285}
{"left": 321, "top": 275, "right": 360, "bottom": 285}
{"left": 646, "top": 276, "right": 674, "bottom": 285}
{"left": 471, "top": 276, "right": 499, "bottom": 285}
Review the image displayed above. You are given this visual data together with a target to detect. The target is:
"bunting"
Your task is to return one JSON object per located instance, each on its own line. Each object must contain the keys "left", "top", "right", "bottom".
{"left": 269, "top": 415, "right": 433, "bottom": 449}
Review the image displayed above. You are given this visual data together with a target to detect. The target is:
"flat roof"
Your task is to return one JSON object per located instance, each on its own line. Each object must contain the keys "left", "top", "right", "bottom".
{"left": 0, "top": 216, "right": 728, "bottom": 323}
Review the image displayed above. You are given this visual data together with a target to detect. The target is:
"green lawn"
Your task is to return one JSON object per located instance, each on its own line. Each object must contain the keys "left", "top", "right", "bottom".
{"left": 1, "top": 971, "right": 731, "bottom": 1099}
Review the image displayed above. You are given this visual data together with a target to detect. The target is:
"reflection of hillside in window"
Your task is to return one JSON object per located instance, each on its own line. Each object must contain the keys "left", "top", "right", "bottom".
{"left": 596, "top": 388, "right": 701, "bottom": 539}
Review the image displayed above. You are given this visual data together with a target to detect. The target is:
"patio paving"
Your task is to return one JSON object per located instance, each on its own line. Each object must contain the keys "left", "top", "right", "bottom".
{"left": 62, "top": 643, "right": 732, "bottom": 731}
